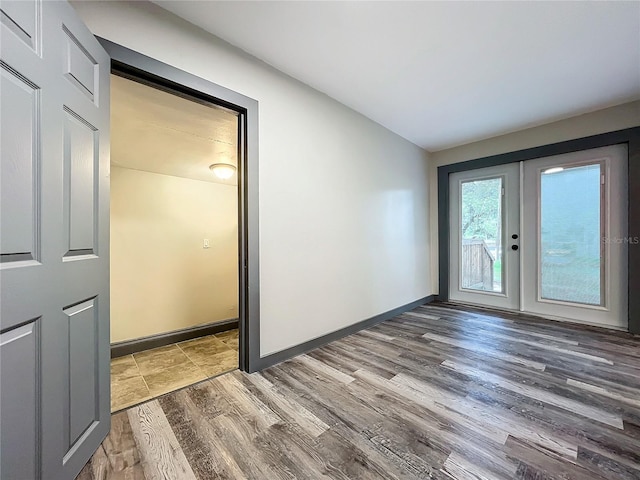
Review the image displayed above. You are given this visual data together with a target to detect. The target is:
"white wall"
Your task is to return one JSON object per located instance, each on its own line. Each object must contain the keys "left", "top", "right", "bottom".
{"left": 73, "top": 1, "right": 432, "bottom": 356}
{"left": 428, "top": 101, "right": 640, "bottom": 291}
{"left": 110, "top": 166, "right": 238, "bottom": 343}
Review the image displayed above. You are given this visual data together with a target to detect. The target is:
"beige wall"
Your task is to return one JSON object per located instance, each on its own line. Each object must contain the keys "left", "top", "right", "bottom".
{"left": 428, "top": 101, "right": 640, "bottom": 292}
{"left": 74, "top": 1, "right": 433, "bottom": 356}
{"left": 110, "top": 166, "right": 238, "bottom": 343}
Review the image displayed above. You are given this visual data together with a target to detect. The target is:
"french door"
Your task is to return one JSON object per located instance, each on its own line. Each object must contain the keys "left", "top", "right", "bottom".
{"left": 449, "top": 163, "right": 521, "bottom": 310}
{"left": 449, "top": 144, "right": 628, "bottom": 329}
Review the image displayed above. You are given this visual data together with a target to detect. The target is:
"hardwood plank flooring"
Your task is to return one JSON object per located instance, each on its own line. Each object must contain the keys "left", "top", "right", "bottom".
{"left": 78, "top": 303, "right": 640, "bottom": 479}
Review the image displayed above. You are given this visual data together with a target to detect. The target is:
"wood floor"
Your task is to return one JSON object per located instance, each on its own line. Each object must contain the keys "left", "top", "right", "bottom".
{"left": 78, "top": 303, "right": 640, "bottom": 479}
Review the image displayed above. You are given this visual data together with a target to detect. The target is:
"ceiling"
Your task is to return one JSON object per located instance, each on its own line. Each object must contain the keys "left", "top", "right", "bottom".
{"left": 154, "top": 1, "right": 640, "bottom": 152}
{"left": 111, "top": 74, "right": 238, "bottom": 185}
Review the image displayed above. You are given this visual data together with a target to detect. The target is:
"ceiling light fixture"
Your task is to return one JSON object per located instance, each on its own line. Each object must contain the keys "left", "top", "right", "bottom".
{"left": 543, "top": 167, "right": 564, "bottom": 174}
{"left": 209, "top": 163, "right": 236, "bottom": 180}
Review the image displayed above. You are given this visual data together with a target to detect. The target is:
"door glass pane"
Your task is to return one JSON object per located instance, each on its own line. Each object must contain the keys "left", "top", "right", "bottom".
{"left": 540, "top": 163, "right": 602, "bottom": 305}
{"left": 460, "top": 177, "right": 503, "bottom": 292}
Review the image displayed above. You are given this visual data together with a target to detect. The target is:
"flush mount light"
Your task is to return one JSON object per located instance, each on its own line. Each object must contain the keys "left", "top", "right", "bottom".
{"left": 543, "top": 167, "right": 564, "bottom": 174}
{"left": 209, "top": 163, "right": 236, "bottom": 180}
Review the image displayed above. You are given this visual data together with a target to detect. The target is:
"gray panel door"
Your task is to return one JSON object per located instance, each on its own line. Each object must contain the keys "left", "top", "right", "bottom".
{"left": 0, "top": 1, "right": 110, "bottom": 479}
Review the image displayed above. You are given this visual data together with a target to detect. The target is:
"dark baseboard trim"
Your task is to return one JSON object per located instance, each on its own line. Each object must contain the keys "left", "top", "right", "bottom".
{"left": 111, "top": 318, "right": 238, "bottom": 358}
{"left": 252, "top": 295, "right": 436, "bottom": 372}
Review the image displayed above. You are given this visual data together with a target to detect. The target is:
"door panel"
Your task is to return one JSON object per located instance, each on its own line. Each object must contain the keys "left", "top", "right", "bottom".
{"left": 449, "top": 163, "right": 520, "bottom": 310}
{"left": 65, "top": 298, "right": 98, "bottom": 450}
{"left": 63, "top": 108, "right": 98, "bottom": 256}
{"left": 0, "top": 321, "right": 40, "bottom": 480}
{"left": 63, "top": 26, "right": 98, "bottom": 102}
{"left": 0, "top": 0, "right": 39, "bottom": 52}
{"left": 0, "top": 65, "right": 39, "bottom": 261}
{"left": 522, "top": 144, "right": 628, "bottom": 329}
{"left": 0, "top": 1, "right": 110, "bottom": 479}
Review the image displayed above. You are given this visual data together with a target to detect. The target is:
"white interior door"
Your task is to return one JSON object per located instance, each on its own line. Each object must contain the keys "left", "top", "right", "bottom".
{"left": 449, "top": 163, "right": 520, "bottom": 310}
{"left": 521, "top": 144, "right": 628, "bottom": 329}
{"left": 0, "top": 1, "right": 110, "bottom": 479}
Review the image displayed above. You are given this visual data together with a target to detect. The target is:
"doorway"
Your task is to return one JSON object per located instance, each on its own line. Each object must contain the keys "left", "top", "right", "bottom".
{"left": 448, "top": 144, "right": 628, "bottom": 329}
{"left": 99, "top": 38, "right": 262, "bottom": 376}
{"left": 108, "top": 73, "right": 242, "bottom": 411}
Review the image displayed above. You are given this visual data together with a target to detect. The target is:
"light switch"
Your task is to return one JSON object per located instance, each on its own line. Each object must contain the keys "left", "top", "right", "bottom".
{"left": 203, "top": 239, "right": 210, "bottom": 249}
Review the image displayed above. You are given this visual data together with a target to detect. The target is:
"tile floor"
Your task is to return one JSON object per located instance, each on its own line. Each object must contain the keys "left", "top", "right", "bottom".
{"left": 110, "top": 329, "right": 238, "bottom": 412}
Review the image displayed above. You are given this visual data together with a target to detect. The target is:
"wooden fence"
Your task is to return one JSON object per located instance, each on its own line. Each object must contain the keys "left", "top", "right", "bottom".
{"left": 462, "top": 239, "right": 495, "bottom": 290}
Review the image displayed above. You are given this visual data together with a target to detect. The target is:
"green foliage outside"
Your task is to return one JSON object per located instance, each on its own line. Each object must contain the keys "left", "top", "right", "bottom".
{"left": 493, "top": 259, "right": 502, "bottom": 280}
{"left": 461, "top": 178, "right": 502, "bottom": 240}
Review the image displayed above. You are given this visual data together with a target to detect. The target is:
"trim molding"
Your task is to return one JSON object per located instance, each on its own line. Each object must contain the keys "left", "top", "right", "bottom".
{"left": 253, "top": 295, "right": 436, "bottom": 371}
{"left": 111, "top": 319, "right": 238, "bottom": 358}
{"left": 437, "top": 126, "right": 640, "bottom": 334}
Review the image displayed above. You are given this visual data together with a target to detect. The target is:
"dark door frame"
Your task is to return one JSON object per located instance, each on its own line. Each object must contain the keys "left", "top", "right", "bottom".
{"left": 437, "top": 126, "right": 640, "bottom": 334}
{"left": 99, "top": 38, "right": 262, "bottom": 372}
